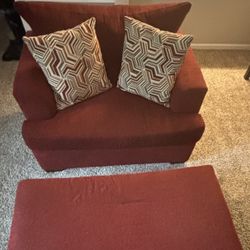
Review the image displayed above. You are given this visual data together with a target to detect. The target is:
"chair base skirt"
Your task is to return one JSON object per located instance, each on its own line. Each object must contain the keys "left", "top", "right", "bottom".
{"left": 32, "top": 144, "right": 196, "bottom": 172}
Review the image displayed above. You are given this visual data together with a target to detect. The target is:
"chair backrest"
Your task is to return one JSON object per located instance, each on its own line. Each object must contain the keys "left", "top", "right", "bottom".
{"left": 15, "top": 1, "right": 191, "bottom": 84}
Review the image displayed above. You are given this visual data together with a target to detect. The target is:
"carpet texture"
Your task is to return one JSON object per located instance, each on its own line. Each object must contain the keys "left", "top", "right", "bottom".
{"left": 0, "top": 15, "right": 249, "bottom": 249}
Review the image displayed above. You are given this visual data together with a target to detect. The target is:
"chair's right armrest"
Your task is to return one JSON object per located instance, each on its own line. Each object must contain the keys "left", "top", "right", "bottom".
{"left": 170, "top": 48, "right": 207, "bottom": 113}
{"left": 13, "top": 45, "right": 57, "bottom": 120}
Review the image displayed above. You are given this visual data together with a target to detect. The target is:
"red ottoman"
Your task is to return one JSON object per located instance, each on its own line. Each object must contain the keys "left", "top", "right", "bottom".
{"left": 8, "top": 166, "right": 242, "bottom": 250}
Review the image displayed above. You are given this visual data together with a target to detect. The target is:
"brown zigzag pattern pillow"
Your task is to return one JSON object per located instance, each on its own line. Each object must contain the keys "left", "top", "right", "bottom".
{"left": 117, "top": 16, "right": 193, "bottom": 107}
{"left": 23, "top": 17, "right": 112, "bottom": 110}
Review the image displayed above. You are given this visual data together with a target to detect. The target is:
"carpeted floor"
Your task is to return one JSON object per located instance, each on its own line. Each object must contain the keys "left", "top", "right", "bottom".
{"left": 0, "top": 15, "right": 250, "bottom": 250}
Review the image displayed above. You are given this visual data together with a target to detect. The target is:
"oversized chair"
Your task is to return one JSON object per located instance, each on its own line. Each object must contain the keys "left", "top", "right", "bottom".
{"left": 13, "top": 2, "right": 207, "bottom": 172}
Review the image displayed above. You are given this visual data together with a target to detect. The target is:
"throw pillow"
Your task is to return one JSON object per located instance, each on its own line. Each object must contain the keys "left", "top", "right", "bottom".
{"left": 117, "top": 17, "right": 193, "bottom": 107}
{"left": 23, "top": 17, "right": 112, "bottom": 110}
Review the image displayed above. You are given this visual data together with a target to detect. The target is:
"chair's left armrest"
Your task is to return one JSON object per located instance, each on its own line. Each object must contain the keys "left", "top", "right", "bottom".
{"left": 13, "top": 45, "right": 57, "bottom": 120}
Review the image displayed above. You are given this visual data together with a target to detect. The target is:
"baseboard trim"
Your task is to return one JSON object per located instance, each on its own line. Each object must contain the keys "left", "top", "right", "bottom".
{"left": 192, "top": 43, "right": 250, "bottom": 50}
{"left": 115, "top": 0, "right": 129, "bottom": 3}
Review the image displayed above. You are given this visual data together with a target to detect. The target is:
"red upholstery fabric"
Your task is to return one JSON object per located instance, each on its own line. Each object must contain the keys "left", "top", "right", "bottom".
{"left": 13, "top": 44, "right": 57, "bottom": 120}
{"left": 15, "top": 1, "right": 191, "bottom": 84}
{"left": 22, "top": 87, "right": 204, "bottom": 151}
{"left": 15, "top": 46, "right": 206, "bottom": 170}
{"left": 14, "top": 43, "right": 207, "bottom": 121}
{"left": 170, "top": 48, "right": 207, "bottom": 113}
{"left": 13, "top": 2, "right": 207, "bottom": 171}
{"left": 8, "top": 166, "right": 242, "bottom": 250}
{"left": 33, "top": 145, "right": 196, "bottom": 172}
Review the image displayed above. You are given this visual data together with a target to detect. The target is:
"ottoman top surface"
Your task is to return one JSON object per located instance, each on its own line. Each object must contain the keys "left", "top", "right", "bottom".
{"left": 8, "top": 165, "right": 242, "bottom": 250}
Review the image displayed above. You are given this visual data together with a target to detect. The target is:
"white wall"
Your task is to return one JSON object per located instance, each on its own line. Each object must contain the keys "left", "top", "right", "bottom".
{"left": 130, "top": 0, "right": 250, "bottom": 49}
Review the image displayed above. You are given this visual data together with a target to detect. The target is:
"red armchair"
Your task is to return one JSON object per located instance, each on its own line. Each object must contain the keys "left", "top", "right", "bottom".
{"left": 14, "top": 2, "right": 207, "bottom": 171}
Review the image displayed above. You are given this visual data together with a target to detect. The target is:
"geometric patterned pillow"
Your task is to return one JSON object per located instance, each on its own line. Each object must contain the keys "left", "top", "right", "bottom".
{"left": 117, "top": 16, "right": 193, "bottom": 107}
{"left": 23, "top": 17, "right": 112, "bottom": 110}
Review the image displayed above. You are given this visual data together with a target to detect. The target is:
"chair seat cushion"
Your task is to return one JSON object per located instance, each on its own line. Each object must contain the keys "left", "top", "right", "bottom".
{"left": 8, "top": 166, "right": 242, "bottom": 250}
{"left": 22, "top": 88, "right": 205, "bottom": 151}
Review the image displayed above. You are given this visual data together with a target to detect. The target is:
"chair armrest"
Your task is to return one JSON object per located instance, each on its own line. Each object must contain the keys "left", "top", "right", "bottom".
{"left": 170, "top": 48, "right": 207, "bottom": 113}
{"left": 13, "top": 45, "right": 57, "bottom": 120}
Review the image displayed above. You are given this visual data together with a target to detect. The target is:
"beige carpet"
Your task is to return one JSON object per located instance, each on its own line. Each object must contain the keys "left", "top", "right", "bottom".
{"left": 188, "top": 49, "right": 250, "bottom": 249}
{"left": 0, "top": 15, "right": 250, "bottom": 249}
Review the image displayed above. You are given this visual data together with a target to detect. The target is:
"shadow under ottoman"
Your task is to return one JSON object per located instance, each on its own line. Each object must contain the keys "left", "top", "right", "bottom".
{"left": 8, "top": 166, "right": 242, "bottom": 250}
